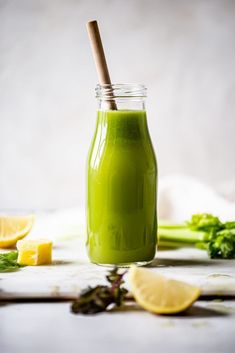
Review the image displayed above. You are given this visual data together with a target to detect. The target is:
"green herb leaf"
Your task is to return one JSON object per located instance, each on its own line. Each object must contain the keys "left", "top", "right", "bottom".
{"left": 208, "top": 230, "right": 235, "bottom": 259}
{"left": 0, "top": 251, "right": 20, "bottom": 272}
{"left": 71, "top": 267, "right": 128, "bottom": 315}
{"left": 187, "top": 213, "right": 223, "bottom": 232}
{"left": 159, "top": 213, "right": 235, "bottom": 259}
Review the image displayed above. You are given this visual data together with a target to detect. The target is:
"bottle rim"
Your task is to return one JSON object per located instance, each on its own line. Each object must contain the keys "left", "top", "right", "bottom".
{"left": 95, "top": 83, "right": 147, "bottom": 98}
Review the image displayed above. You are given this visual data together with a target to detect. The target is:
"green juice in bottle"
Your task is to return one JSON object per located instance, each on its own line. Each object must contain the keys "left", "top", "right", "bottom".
{"left": 86, "top": 84, "right": 157, "bottom": 266}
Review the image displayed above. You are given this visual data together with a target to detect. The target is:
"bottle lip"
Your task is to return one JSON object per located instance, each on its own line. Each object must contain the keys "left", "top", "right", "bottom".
{"left": 95, "top": 83, "right": 147, "bottom": 98}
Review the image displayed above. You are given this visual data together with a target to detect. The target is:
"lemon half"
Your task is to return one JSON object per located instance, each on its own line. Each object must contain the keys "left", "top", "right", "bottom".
{"left": 129, "top": 266, "right": 201, "bottom": 314}
{"left": 0, "top": 215, "right": 34, "bottom": 248}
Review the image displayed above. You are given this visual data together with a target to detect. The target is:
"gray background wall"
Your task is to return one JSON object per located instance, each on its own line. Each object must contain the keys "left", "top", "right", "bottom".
{"left": 0, "top": 0, "right": 234, "bottom": 210}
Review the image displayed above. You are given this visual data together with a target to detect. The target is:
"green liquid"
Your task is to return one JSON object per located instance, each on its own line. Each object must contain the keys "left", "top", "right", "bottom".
{"left": 86, "top": 110, "right": 157, "bottom": 265}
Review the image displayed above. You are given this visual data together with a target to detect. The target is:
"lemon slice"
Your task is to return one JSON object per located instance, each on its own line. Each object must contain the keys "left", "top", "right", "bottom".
{"left": 129, "top": 266, "right": 201, "bottom": 314}
{"left": 0, "top": 215, "right": 34, "bottom": 248}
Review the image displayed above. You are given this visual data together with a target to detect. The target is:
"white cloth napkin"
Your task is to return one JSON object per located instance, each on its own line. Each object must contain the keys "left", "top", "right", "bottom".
{"left": 158, "top": 175, "right": 235, "bottom": 222}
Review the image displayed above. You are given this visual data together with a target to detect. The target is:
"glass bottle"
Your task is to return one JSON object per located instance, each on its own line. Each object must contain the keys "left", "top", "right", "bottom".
{"left": 86, "top": 84, "right": 157, "bottom": 266}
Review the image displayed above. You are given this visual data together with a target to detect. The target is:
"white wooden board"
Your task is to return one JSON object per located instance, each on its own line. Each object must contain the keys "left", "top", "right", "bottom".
{"left": 1, "top": 238, "right": 235, "bottom": 300}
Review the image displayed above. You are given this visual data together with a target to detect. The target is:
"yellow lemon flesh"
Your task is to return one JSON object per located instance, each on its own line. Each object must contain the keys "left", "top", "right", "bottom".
{"left": 0, "top": 215, "right": 34, "bottom": 248}
{"left": 129, "top": 266, "right": 201, "bottom": 314}
{"left": 17, "top": 239, "right": 52, "bottom": 266}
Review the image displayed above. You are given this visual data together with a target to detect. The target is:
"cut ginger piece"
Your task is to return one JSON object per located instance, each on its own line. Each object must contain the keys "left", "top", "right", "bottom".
{"left": 17, "top": 239, "right": 52, "bottom": 266}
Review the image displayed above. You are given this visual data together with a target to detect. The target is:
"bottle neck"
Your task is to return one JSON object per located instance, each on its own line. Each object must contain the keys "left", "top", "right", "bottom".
{"left": 96, "top": 110, "right": 148, "bottom": 143}
{"left": 97, "top": 98, "right": 145, "bottom": 111}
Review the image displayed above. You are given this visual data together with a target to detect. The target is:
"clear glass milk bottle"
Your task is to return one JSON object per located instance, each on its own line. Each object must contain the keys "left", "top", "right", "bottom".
{"left": 86, "top": 84, "right": 157, "bottom": 266}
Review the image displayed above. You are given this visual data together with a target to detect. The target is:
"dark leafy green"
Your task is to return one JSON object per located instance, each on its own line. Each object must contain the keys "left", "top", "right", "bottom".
{"left": 0, "top": 251, "right": 20, "bottom": 272}
{"left": 71, "top": 267, "right": 128, "bottom": 315}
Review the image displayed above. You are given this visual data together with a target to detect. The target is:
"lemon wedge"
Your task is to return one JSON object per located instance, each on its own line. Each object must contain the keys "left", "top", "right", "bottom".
{"left": 0, "top": 215, "right": 34, "bottom": 248}
{"left": 129, "top": 266, "right": 201, "bottom": 314}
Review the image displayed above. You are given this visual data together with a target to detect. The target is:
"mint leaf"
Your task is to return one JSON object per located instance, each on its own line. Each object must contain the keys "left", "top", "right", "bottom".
{"left": 0, "top": 251, "right": 20, "bottom": 272}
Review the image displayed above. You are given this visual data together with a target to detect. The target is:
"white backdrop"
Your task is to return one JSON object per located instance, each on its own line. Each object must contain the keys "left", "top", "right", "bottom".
{"left": 0, "top": 0, "right": 234, "bottom": 210}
